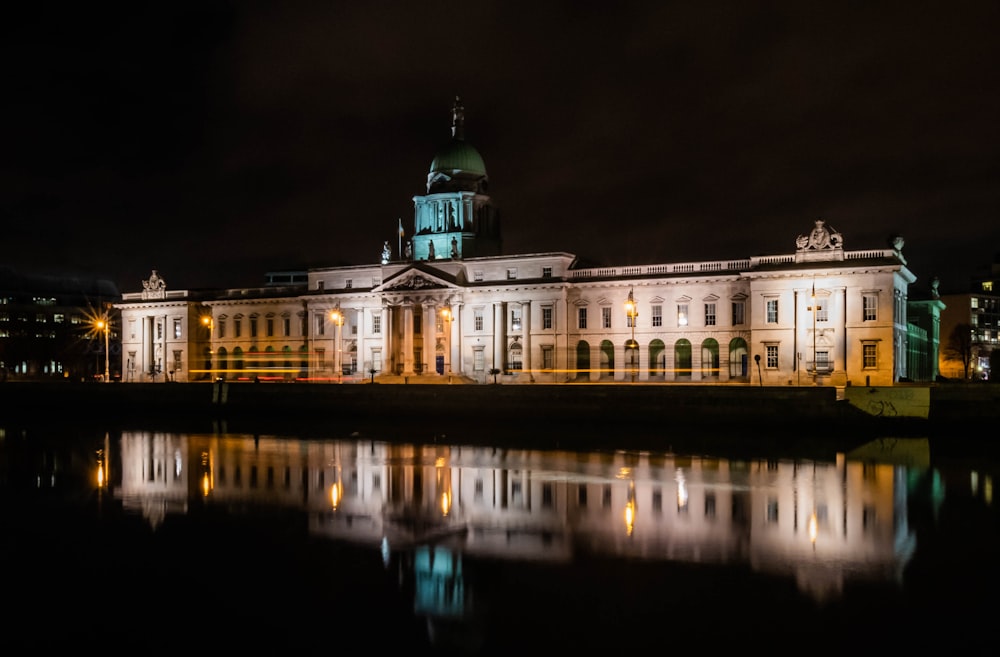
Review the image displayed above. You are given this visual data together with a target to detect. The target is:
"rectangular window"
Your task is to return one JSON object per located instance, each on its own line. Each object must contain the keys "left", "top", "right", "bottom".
{"left": 345, "top": 279, "right": 352, "bottom": 289}
{"left": 172, "top": 350, "right": 182, "bottom": 374}
{"left": 474, "top": 309, "right": 484, "bottom": 331}
{"left": 766, "top": 299, "right": 778, "bottom": 324}
{"left": 218, "top": 318, "right": 226, "bottom": 338}
{"left": 372, "top": 314, "right": 381, "bottom": 335}
{"left": 266, "top": 319, "right": 274, "bottom": 337}
{"left": 473, "top": 348, "right": 485, "bottom": 371}
{"left": 542, "top": 307, "right": 553, "bottom": 330}
{"left": 436, "top": 314, "right": 444, "bottom": 334}
{"left": 863, "top": 343, "right": 877, "bottom": 368}
{"left": 816, "top": 350, "right": 830, "bottom": 372}
{"left": 651, "top": 305, "right": 662, "bottom": 327}
{"left": 815, "top": 298, "right": 828, "bottom": 322}
{"left": 863, "top": 294, "right": 878, "bottom": 321}
{"left": 677, "top": 304, "right": 688, "bottom": 327}
{"left": 507, "top": 268, "right": 517, "bottom": 280}
{"left": 627, "top": 313, "right": 636, "bottom": 328}
{"left": 542, "top": 345, "right": 554, "bottom": 369}
{"left": 250, "top": 318, "right": 258, "bottom": 338}
{"left": 602, "top": 307, "right": 611, "bottom": 329}
{"left": 511, "top": 309, "right": 522, "bottom": 331}
{"left": 474, "top": 271, "right": 484, "bottom": 282}
{"left": 283, "top": 318, "right": 291, "bottom": 337}
{"left": 235, "top": 318, "right": 242, "bottom": 338}
{"left": 301, "top": 316, "right": 308, "bottom": 336}
{"left": 766, "top": 345, "right": 778, "bottom": 368}
{"left": 705, "top": 303, "right": 716, "bottom": 326}
{"left": 173, "top": 318, "right": 182, "bottom": 339}
{"left": 129, "top": 319, "right": 136, "bottom": 340}
{"left": 542, "top": 266, "right": 552, "bottom": 278}
{"left": 317, "top": 280, "right": 324, "bottom": 291}
{"left": 156, "top": 322, "right": 163, "bottom": 340}
{"left": 316, "top": 314, "right": 326, "bottom": 336}
{"left": 732, "top": 301, "right": 745, "bottom": 325}
{"left": 578, "top": 307, "right": 587, "bottom": 329}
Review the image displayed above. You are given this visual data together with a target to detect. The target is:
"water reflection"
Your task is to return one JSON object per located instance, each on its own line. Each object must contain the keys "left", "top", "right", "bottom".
{"left": 7, "top": 426, "right": 998, "bottom": 653}
{"left": 113, "top": 433, "right": 925, "bottom": 602}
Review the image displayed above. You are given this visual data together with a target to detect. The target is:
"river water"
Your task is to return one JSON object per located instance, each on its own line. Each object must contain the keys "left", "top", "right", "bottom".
{"left": 2, "top": 423, "right": 997, "bottom": 654}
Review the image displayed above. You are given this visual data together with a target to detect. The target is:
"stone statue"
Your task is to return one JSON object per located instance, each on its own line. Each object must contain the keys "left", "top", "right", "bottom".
{"left": 381, "top": 241, "right": 391, "bottom": 264}
{"left": 428, "top": 241, "right": 436, "bottom": 260}
{"left": 404, "top": 241, "right": 412, "bottom": 259}
{"left": 451, "top": 237, "right": 459, "bottom": 258}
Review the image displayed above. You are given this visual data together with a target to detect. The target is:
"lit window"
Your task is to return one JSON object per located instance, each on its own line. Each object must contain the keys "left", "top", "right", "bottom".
{"left": 863, "top": 294, "right": 878, "bottom": 321}
{"left": 816, "top": 350, "right": 829, "bottom": 372}
{"left": 705, "top": 303, "right": 716, "bottom": 326}
{"left": 507, "top": 268, "right": 517, "bottom": 280}
{"left": 677, "top": 304, "right": 688, "bottom": 327}
{"left": 863, "top": 343, "right": 877, "bottom": 368}
{"left": 173, "top": 318, "right": 182, "bottom": 339}
{"left": 766, "top": 299, "right": 778, "bottom": 324}
{"left": 766, "top": 345, "right": 778, "bottom": 368}
{"left": 602, "top": 307, "right": 612, "bottom": 329}
{"left": 511, "top": 309, "right": 522, "bottom": 331}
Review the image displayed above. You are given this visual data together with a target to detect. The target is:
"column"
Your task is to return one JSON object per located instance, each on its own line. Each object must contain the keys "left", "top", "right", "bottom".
{"left": 493, "top": 302, "right": 505, "bottom": 373}
{"left": 454, "top": 303, "right": 464, "bottom": 376}
{"left": 521, "top": 301, "right": 532, "bottom": 381}
{"left": 402, "top": 303, "right": 414, "bottom": 376}
{"left": 423, "top": 301, "right": 436, "bottom": 375}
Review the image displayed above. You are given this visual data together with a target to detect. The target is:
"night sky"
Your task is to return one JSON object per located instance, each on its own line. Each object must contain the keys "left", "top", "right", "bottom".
{"left": 3, "top": 1, "right": 998, "bottom": 295}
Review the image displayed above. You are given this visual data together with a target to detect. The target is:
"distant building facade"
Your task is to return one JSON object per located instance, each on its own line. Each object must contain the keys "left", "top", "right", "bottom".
{"left": 938, "top": 259, "right": 1000, "bottom": 380}
{"left": 0, "top": 267, "right": 120, "bottom": 381}
{"left": 115, "top": 99, "right": 938, "bottom": 387}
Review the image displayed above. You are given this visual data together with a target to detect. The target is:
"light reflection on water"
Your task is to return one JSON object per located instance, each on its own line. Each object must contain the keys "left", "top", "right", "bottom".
{"left": 3, "top": 427, "right": 998, "bottom": 654}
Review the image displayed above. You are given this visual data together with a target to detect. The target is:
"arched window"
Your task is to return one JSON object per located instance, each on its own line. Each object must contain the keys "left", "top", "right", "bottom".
{"left": 729, "top": 338, "right": 748, "bottom": 379}
{"left": 701, "top": 338, "right": 719, "bottom": 378}
{"left": 599, "top": 340, "right": 615, "bottom": 379}
{"left": 508, "top": 342, "right": 522, "bottom": 371}
{"left": 575, "top": 340, "right": 590, "bottom": 380}
{"left": 648, "top": 339, "right": 665, "bottom": 379}
{"left": 217, "top": 347, "right": 228, "bottom": 380}
{"left": 265, "top": 346, "right": 275, "bottom": 370}
{"left": 674, "top": 339, "right": 692, "bottom": 379}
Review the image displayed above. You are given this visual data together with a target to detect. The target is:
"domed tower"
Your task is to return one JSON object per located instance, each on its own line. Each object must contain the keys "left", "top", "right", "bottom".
{"left": 410, "top": 97, "right": 502, "bottom": 261}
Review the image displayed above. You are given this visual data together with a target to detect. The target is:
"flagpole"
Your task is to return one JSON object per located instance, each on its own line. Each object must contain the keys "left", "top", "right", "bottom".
{"left": 397, "top": 218, "right": 403, "bottom": 261}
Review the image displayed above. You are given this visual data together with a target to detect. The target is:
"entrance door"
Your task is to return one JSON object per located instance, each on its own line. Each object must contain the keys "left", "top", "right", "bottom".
{"left": 436, "top": 355, "right": 444, "bottom": 375}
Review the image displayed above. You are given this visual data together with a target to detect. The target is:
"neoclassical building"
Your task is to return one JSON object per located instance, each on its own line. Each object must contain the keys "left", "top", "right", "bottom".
{"left": 116, "top": 99, "right": 936, "bottom": 386}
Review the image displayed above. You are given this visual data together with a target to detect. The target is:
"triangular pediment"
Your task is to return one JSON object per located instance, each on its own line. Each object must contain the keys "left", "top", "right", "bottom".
{"left": 374, "top": 265, "right": 457, "bottom": 293}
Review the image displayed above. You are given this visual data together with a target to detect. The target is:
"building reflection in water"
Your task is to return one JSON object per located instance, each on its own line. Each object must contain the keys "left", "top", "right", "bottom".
{"left": 109, "top": 430, "right": 939, "bottom": 644}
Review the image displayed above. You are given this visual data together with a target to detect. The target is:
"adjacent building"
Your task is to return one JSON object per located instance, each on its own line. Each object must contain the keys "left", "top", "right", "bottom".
{"left": 115, "top": 99, "right": 940, "bottom": 387}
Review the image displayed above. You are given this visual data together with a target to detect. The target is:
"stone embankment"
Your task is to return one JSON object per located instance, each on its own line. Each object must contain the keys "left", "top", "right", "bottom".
{"left": 4, "top": 381, "right": 996, "bottom": 457}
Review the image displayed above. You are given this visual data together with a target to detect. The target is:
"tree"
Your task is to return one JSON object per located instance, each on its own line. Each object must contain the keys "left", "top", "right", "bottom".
{"left": 488, "top": 368, "right": 501, "bottom": 384}
{"left": 944, "top": 323, "right": 973, "bottom": 379}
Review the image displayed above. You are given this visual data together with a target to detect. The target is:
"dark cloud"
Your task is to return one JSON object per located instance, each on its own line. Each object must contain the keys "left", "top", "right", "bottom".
{"left": 2, "top": 1, "right": 997, "bottom": 293}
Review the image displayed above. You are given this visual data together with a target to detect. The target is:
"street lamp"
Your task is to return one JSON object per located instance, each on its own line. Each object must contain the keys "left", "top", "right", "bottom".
{"left": 330, "top": 308, "right": 344, "bottom": 383}
{"left": 95, "top": 314, "right": 110, "bottom": 382}
{"left": 624, "top": 288, "right": 638, "bottom": 382}
{"left": 201, "top": 315, "right": 214, "bottom": 381}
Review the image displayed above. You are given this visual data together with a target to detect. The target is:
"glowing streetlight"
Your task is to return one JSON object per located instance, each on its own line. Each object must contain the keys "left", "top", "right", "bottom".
{"left": 95, "top": 314, "right": 110, "bottom": 382}
{"left": 624, "top": 288, "right": 638, "bottom": 382}
{"left": 330, "top": 308, "right": 344, "bottom": 382}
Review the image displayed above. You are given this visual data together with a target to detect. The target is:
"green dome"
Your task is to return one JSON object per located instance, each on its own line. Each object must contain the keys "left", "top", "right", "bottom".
{"left": 429, "top": 139, "right": 487, "bottom": 177}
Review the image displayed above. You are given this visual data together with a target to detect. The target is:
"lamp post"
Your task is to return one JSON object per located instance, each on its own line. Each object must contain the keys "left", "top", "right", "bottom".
{"left": 95, "top": 314, "right": 110, "bottom": 382}
{"left": 624, "top": 288, "right": 638, "bottom": 382}
{"left": 201, "top": 315, "right": 214, "bottom": 381}
{"left": 330, "top": 308, "right": 343, "bottom": 383}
